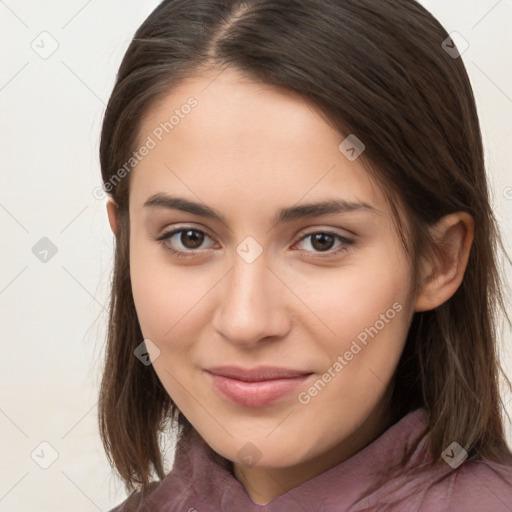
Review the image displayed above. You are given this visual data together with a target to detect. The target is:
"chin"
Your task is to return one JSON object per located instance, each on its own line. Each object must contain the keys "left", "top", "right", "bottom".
{"left": 203, "top": 431, "right": 313, "bottom": 470}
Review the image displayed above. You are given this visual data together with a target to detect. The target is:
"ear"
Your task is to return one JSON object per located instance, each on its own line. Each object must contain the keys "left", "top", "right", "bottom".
{"left": 414, "top": 212, "right": 474, "bottom": 312}
{"left": 106, "top": 198, "right": 119, "bottom": 235}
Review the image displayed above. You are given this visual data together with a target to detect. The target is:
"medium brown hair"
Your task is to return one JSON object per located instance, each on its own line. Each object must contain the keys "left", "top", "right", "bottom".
{"left": 98, "top": 0, "right": 512, "bottom": 496}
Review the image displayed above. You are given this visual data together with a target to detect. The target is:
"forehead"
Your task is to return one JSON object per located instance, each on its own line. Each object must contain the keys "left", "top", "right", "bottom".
{"left": 130, "top": 68, "right": 387, "bottom": 216}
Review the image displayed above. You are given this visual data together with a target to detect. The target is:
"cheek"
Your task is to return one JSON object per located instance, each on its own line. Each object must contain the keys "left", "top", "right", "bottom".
{"left": 299, "top": 251, "right": 411, "bottom": 342}
{"left": 296, "top": 243, "right": 413, "bottom": 390}
{"left": 129, "top": 240, "right": 217, "bottom": 348}
{"left": 130, "top": 237, "right": 181, "bottom": 341}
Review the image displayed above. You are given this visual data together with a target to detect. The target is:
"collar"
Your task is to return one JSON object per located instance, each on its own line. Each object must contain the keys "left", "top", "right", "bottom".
{"left": 144, "top": 408, "right": 431, "bottom": 511}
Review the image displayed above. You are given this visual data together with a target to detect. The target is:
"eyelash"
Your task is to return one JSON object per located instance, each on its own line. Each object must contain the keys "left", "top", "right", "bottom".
{"left": 156, "top": 226, "right": 355, "bottom": 259}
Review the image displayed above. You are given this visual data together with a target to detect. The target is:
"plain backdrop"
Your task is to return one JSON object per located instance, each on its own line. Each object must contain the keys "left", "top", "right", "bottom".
{"left": 0, "top": 1, "right": 511, "bottom": 510}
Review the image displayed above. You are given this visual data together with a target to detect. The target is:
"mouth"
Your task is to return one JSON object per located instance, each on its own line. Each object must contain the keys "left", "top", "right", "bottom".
{"left": 204, "top": 366, "right": 314, "bottom": 408}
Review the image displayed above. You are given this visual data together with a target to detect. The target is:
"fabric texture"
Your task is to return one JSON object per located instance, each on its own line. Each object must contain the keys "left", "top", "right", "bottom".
{"left": 109, "top": 408, "right": 512, "bottom": 511}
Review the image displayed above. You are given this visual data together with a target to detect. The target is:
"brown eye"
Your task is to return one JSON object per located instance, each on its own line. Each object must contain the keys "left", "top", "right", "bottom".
{"left": 157, "top": 227, "right": 216, "bottom": 257}
{"left": 310, "top": 233, "right": 336, "bottom": 252}
{"left": 179, "top": 229, "right": 205, "bottom": 249}
{"left": 295, "top": 230, "right": 355, "bottom": 256}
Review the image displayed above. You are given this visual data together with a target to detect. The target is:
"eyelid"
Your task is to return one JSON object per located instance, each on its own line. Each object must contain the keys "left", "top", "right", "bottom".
{"left": 156, "top": 224, "right": 355, "bottom": 259}
{"left": 294, "top": 224, "right": 355, "bottom": 240}
{"left": 157, "top": 225, "right": 353, "bottom": 244}
{"left": 156, "top": 223, "right": 217, "bottom": 242}
{"left": 292, "top": 228, "right": 355, "bottom": 255}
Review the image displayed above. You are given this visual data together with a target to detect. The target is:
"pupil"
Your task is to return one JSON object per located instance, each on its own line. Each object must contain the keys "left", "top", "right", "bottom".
{"left": 312, "top": 233, "right": 334, "bottom": 251}
{"left": 181, "top": 230, "right": 204, "bottom": 249}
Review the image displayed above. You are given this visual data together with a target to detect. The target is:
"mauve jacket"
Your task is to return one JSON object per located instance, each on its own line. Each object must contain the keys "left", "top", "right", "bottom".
{"left": 109, "top": 408, "right": 512, "bottom": 511}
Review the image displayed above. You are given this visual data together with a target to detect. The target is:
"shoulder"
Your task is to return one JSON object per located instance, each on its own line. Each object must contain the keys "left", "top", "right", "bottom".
{"left": 108, "top": 481, "right": 161, "bottom": 512}
{"left": 374, "top": 457, "right": 512, "bottom": 512}
{"left": 443, "top": 459, "right": 512, "bottom": 511}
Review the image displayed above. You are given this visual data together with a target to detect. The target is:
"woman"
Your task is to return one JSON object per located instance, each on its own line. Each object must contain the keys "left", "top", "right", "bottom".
{"left": 98, "top": 0, "right": 512, "bottom": 510}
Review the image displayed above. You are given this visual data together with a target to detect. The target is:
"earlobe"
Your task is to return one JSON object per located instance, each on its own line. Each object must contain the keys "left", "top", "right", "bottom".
{"left": 414, "top": 212, "right": 474, "bottom": 312}
{"left": 106, "top": 199, "right": 119, "bottom": 235}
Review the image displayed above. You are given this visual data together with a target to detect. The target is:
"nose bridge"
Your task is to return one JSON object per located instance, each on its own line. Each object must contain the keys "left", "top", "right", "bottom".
{"left": 213, "top": 245, "right": 289, "bottom": 345}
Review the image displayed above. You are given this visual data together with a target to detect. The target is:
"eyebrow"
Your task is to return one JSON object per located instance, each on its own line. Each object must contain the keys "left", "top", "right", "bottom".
{"left": 143, "top": 193, "right": 379, "bottom": 224}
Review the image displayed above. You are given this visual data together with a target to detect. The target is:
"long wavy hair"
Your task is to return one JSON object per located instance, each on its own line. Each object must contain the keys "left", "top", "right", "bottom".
{"left": 98, "top": 0, "right": 512, "bottom": 498}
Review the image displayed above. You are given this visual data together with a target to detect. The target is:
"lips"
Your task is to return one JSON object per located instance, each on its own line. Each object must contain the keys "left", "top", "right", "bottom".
{"left": 204, "top": 366, "right": 313, "bottom": 408}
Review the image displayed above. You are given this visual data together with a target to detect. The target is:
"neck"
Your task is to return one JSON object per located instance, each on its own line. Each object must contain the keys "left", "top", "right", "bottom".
{"left": 233, "top": 394, "right": 394, "bottom": 505}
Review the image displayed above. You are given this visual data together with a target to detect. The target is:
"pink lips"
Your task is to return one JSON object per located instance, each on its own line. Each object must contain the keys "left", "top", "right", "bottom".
{"left": 204, "top": 366, "right": 313, "bottom": 408}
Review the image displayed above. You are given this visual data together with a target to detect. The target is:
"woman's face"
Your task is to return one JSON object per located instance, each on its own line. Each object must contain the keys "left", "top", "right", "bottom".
{"left": 126, "top": 67, "right": 418, "bottom": 482}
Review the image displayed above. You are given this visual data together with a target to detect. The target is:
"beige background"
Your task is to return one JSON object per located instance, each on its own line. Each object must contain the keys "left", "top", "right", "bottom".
{"left": 0, "top": 0, "right": 511, "bottom": 510}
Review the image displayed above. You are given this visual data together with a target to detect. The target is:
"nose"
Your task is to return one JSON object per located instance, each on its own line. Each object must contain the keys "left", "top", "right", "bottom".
{"left": 211, "top": 249, "right": 292, "bottom": 348}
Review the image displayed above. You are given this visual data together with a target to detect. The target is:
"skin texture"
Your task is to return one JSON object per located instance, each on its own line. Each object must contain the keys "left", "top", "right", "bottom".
{"left": 106, "top": 67, "right": 474, "bottom": 505}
